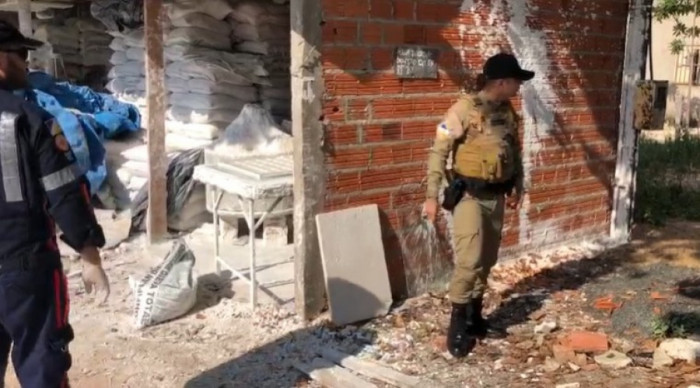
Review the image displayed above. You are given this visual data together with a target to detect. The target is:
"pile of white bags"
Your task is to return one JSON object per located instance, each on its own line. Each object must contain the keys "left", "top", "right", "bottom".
{"left": 107, "top": 0, "right": 270, "bottom": 147}
{"left": 164, "top": 0, "right": 266, "bottom": 144}
{"left": 107, "top": 28, "right": 147, "bottom": 109}
{"left": 228, "top": 0, "right": 291, "bottom": 120}
{"left": 33, "top": 17, "right": 113, "bottom": 82}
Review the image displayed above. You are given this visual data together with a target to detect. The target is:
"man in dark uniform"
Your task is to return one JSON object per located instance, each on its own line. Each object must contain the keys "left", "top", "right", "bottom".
{"left": 0, "top": 21, "right": 110, "bottom": 387}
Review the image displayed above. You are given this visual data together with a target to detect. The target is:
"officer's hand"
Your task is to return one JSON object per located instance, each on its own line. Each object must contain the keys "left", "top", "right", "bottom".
{"left": 506, "top": 192, "right": 522, "bottom": 210}
{"left": 423, "top": 198, "right": 439, "bottom": 223}
{"left": 80, "top": 246, "right": 110, "bottom": 305}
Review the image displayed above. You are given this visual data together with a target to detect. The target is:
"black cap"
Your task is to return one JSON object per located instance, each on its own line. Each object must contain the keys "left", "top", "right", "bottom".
{"left": 483, "top": 53, "right": 535, "bottom": 81}
{"left": 0, "top": 20, "right": 43, "bottom": 52}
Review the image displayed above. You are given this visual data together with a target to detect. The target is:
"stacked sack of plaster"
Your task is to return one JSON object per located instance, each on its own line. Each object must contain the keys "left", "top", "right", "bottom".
{"left": 107, "top": 28, "right": 147, "bottom": 110}
{"left": 163, "top": 0, "right": 268, "bottom": 149}
{"left": 228, "top": 0, "right": 291, "bottom": 121}
{"left": 33, "top": 17, "right": 112, "bottom": 83}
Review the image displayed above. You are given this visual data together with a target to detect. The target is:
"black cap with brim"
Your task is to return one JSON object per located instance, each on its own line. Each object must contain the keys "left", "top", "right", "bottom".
{"left": 0, "top": 20, "right": 44, "bottom": 52}
{"left": 483, "top": 53, "right": 535, "bottom": 82}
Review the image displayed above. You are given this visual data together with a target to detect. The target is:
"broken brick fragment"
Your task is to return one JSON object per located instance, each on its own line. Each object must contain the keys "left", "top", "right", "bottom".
{"left": 560, "top": 331, "right": 609, "bottom": 353}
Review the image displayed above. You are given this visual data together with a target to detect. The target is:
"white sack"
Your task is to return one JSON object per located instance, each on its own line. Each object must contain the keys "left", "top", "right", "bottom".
{"left": 166, "top": 27, "right": 231, "bottom": 51}
{"left": 170, "top": 92, "right": 248, "bottom": 111}
{"left": 170, "top": 13, "right": 232, "bottom": 34}
{"left": 130, "top": 240, "right": 198, "bottom": 329}
{"left": 166, "top": 120, "right": 221, "bottom": 140}
{"left": 168, "top": 0, "right": 234, "bottom": 21}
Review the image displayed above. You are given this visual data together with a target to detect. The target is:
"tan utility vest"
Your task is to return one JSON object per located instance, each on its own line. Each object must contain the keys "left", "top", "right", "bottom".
{"left": 452, "top": 94, "right": 518, "bottom": 184}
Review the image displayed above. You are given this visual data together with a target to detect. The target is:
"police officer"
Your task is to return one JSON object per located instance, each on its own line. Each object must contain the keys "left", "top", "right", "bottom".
{"left": 0, "top": 21, "right": 110, "bottom": 387}
{"left": 424, "top": 53, "right": 534, "bottom": 358}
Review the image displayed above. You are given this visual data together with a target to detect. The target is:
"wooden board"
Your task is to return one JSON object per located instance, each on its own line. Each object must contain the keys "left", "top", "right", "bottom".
{"left": 294, "top": 358, "right": 377, "bottom": 388}
{"left": 320, "top": 348, "right": 423, "bottom": 387}
{"left": 315, "top": 204, "right": 393, "bottom": 325}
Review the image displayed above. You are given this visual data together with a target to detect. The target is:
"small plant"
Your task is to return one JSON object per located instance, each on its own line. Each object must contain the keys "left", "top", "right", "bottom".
{"left": 651, "top": 314, "right": 693, "bottom": 339}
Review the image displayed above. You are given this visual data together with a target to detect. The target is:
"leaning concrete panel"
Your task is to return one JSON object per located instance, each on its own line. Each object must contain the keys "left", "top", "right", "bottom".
{"left": 316, "top": 204, "right": 393, "bottom": 325}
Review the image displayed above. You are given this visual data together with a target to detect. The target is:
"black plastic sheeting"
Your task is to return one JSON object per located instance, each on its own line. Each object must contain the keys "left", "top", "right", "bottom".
{"left": 90, "top": 0, "right": 144, "bottom": 33}
{"left": 130, "top": 148, "right": 204, "bottom": 233}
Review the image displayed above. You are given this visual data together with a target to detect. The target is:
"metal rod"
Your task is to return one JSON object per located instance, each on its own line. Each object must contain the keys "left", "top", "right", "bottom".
{"left": 213, "top": 189, "right": 223, "bottom": 275}
{"left": 248, "top": 199, "right": 257, "bottom": 309}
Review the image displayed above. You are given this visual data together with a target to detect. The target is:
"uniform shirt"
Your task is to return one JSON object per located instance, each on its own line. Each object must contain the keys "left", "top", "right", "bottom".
{"left": 426, "top": 91, "right": 524, "bottom": 199}
{"left": 0, "top": 89, "right": 104, "bottom": 259}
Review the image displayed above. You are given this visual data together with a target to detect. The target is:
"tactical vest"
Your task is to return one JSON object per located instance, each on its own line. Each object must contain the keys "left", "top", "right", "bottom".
{"left": 453, "top": 95, "right": 517, "bottom": 184}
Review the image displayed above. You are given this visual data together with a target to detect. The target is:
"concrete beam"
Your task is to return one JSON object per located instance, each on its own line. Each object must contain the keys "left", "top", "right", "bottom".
{"left": 290, "top": 0, "right": 326, "bottom": 320}
{"left": 610, "top": 0, "right": 651, "bottom": 242}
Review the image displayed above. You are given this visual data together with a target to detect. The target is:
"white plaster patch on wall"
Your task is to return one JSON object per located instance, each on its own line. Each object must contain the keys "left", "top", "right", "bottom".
{"left": 501, "top": 0, "right": 561, "bottom": 246}
{"left": 487, "top": 0, "right": 504, "bottom": 26}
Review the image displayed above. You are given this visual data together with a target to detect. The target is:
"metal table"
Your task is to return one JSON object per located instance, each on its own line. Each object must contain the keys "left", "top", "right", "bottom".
{"left": 192, "top": 154, "right": 293, "bottom": 309}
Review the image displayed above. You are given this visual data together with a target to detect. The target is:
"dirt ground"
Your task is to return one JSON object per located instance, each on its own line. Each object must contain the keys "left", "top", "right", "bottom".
{"left": 4, "top": 221, "right": 700, "bottom": 388}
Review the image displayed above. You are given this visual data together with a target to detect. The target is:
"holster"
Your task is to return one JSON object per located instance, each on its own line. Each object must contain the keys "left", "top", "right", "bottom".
{"left": 441, "top": 179, "right": 466, "bottom": 212}
{"left": 441, "top": 173, "right": 517, "bottom": 211}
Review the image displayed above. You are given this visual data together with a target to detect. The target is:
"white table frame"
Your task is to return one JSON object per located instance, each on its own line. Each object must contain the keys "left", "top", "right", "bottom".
{"left": 193, "top": 164, "right": 293, "bottom": 310}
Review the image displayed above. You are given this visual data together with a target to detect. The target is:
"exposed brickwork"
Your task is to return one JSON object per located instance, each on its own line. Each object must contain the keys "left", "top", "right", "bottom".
{"left": 320, "top": 0, "right": 629, "bottom": 298}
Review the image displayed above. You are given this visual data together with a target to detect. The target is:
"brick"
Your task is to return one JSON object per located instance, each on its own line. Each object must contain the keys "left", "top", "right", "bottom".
{"left": 370, "top": 143, "right": 414, "bottom": 165}
{"left": 328, "top": 171, "right": 361, "bottom": 193}
{"left": 325, "top": 124, "right": 359, "bottom": 145}
{"left": 369, "top": 0, "right": 392, "bottom": 19}
{"left": 415, "top": 2, "right": 459, "bottom": 23}
{"left": 364, "top": 122, "right": 402, "bottom": 142}
{"left": 325, "top": 73, "right": 402, "bottom": 96}
{"left": 370, "top": 48, "right": 394, "bottom": 70}
{"left": 346, "top": 190, "right": 392, "bottom": 208}
{"left": 371, "top": 97, "right": 454, "bottom": 120}
{"left": 322, "top": 47, "right": 369, "bottom": 71}
{"left": 323, "top": 99, "right": 344, "bottom": 121}
{"left": 360, "top": 22, "right": 383, "bottom": 45}
{"left": 322, "top": 20, "right": 358, "bottom": 44}
{"left": 394, "top": 0, "right": 414, "bottom": 20}
{"left": 326, "top": 147, "right": 371, "bottom": 169}
{"left": 346, "top": 99, "right": 370, "bottom": 121}
{"left": 322, "top": 0, "right": 369, "bottom": 18}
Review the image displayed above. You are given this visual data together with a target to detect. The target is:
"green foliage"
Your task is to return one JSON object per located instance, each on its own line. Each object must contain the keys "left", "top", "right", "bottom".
{"left": 653, "top": 0, "right": 700, "bottom": 54}
{"left": 634, "top": 133, "right": 700, "bottom": 225}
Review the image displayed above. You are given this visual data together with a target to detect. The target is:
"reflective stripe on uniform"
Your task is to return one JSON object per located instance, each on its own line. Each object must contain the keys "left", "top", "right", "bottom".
{"left": 41, "top": 165, "right": 77, "bottom": 191}
{"left": 0, "top": 112, "right": 23, "bottom": 203}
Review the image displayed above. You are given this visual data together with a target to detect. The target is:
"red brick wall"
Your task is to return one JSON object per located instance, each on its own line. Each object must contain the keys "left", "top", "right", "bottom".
{"left": 320, "top": 0, "right": 629, "bottom": 298}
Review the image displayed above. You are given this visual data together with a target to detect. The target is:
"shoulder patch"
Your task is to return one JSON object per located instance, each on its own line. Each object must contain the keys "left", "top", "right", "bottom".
{"left": 48, "top": 119, "right": 63, "bottom": 136}
{"left": 46, "top": 119, "right": 70, "bottom": 152}
{"left": 54, "top": 134, "right": 70, "bottom": 152}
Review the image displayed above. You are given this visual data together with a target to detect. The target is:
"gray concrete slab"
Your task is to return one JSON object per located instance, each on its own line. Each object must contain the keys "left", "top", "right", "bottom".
{"left": 315, "top": 204, "right": 393, "bottom": 325}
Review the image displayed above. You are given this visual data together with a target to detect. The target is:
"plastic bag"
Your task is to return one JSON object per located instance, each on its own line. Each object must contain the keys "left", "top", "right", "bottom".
{"left": 130, "top": 240, "right": 198, "bottom": 329}
{"left": 221, "top": 103, "right": 291, "bottom": 150}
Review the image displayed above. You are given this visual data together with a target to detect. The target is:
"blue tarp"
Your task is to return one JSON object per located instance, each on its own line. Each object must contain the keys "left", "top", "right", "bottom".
{"left": 23, "top": 71, "right": 141, "bottom": 195}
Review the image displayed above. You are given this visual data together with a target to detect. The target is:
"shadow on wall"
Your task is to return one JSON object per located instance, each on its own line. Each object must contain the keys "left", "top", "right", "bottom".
{"left": 183, "top": 277, "right": 384, "bottom": 387}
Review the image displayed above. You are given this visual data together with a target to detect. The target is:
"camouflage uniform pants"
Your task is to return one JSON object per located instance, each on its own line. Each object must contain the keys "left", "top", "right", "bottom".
{"left": 448, "top": 194, "right": 505, "bottom": 304}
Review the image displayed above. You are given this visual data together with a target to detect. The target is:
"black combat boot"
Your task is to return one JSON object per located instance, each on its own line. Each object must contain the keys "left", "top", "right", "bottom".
{"left": 469, "top": 296, "right": 489, "bottom": 338}
{"left": 447, "top": 303, "right": 476, "bottom": 358}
